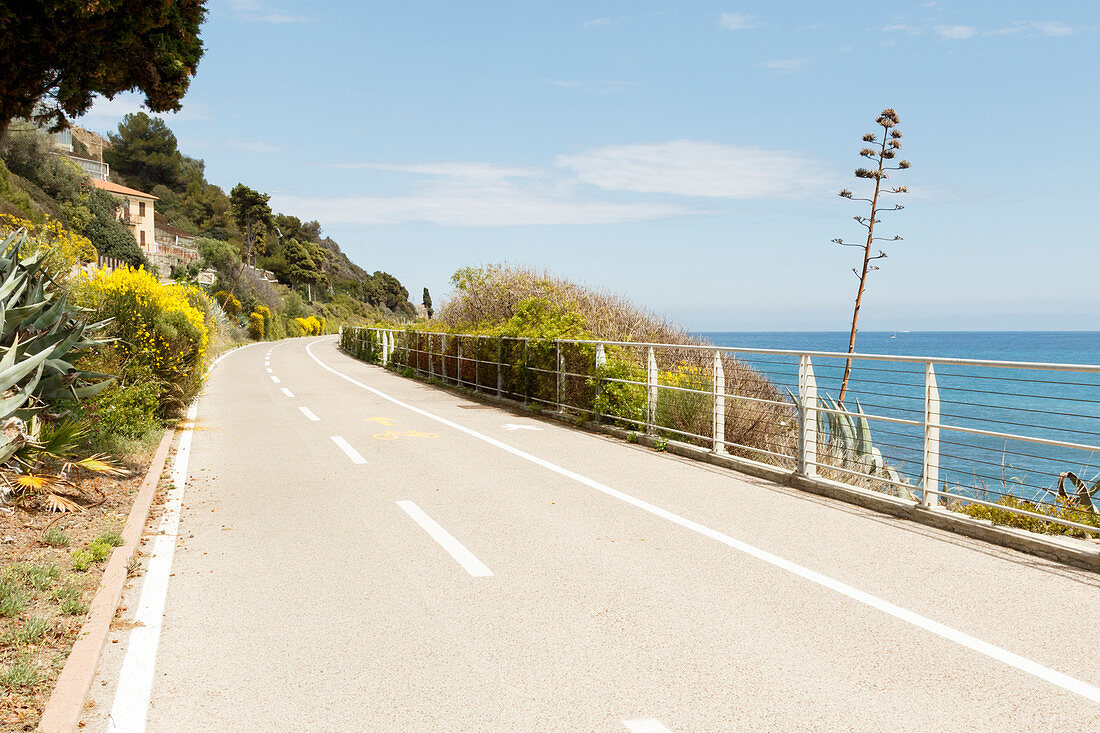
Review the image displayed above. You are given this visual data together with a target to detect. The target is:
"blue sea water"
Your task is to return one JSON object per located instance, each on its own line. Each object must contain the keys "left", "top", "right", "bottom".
{"left": 690, "top": 332, "right": 1100, "bottom": 503}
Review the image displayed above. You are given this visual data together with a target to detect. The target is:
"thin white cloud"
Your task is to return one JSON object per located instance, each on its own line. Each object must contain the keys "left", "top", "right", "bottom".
{"left": 555, "top": 140, "right": 835, "bottom": 200}
{"left": 986, "top": 20, "right": 1075, "bottom": 37}
{"left": 228, "top": 139, "right": 284, "bottom": 154}
{"left": 720, "top": 12, "right": 759, "bottom": 31}
{"left": 935, "top": 25, "right": 977, "bottom": 39}
{"left": 544, "top": 79, "right": 635, "bottom": 94}
{"left": 219, "top": 0, "right": 308, "bottom": 23}
{"left": 581, "top": 17, "right": 611, "bottom": 28}
{"left": 883, "top": 23, "right": 921, "bottom": 35}
{"left": 282, "top": 139, "right": 839, "bottom": 226}
{"left": 1031, "top": 21, "right": 1074, "bottom": 36}
{"left": 327, "top": 162, "right": 543, "bottom": 180}
{"left": 77, "top": 92, "right": 211, "bottom": 127}
{"left": 269, "top": 190, "right": 691, "bottom": 227}
{"left": 757, "top": 58, "right": 807, "bottom": 73}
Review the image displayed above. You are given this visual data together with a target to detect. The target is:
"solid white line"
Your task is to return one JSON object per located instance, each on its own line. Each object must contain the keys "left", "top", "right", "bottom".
{"left": 270, "top": 375, "right": 280, "bottom": 383}
{"left": 624, "top": 720, "right": 672, "bottom": 733}
{"left": 299, "top": 406, "right": 320, "bottom": 422}
{"left": 305, "top": 338, "right": 1100, "bottom": 705}
{"left": 107, "top": 402, "right": 198, "bottom": 732}
{"left": 330, "top": 435, "right": 367, "bottom": 464}
{"left": 396, "top": 500, "right": 493, "bottom": 577}
{"left": 281, "top": 387, "right": 294, "bottom": 398}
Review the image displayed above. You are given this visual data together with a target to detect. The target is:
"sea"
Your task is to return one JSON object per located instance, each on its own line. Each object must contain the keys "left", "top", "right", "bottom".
{"left": 690, "top": 332, "right": 1100, "bottom": 504}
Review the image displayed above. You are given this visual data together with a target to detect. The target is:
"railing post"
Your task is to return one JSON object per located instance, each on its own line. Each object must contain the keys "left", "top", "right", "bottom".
{"left": 441, "top": 335, "right": 448, "bottom": 382}
{"left": 922, "top": 362, "right": 941, "bottom": 507}
{"left": 712, "top": 350, "right": 725, "bottom": 453}
{"left": 556, "top": 340, "right": 564, "bottom": 412}
{"left": 456, "top": 337, "right": 463, "bottom": 387}
{"left": 646, "top": 347, "right": 658, "bottom": 434}
{"left": 474, "top": 337, "right": 480, "bottom": 392}
{"left": 496, "top": 339, "right": 503, "bottom": 397}
{"left": 428, "top": 334, "right": 434, "bottom": 379}
{"left": 523, "top": 340, "right": 529, "bottom": 404}
{"left": 798, "top": 355, "right": 817, "bottom": 477}
{"left": 594, "top": 344, "right": 606, "bottom": 422}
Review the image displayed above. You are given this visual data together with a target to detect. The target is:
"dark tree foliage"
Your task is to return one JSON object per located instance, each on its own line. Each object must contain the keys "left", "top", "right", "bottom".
{"left": 229, "top": 183, "right": 273, "bottom": 261}
{"left": 104, "top": 113, "right": 185, "bottom": 191}
{"left": 423, "top": 288, "right": 433, "bottom": 318}
{"left": 0, "top": 1, "right": 206, "bottom": 141}
{"left": 84, "top": 188, "right": 147, "bottom": 267}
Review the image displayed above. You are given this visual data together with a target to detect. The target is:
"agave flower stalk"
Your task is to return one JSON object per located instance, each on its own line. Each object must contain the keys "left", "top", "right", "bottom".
{"left": 833, "top": 108, "right": 911, "bottom": 406}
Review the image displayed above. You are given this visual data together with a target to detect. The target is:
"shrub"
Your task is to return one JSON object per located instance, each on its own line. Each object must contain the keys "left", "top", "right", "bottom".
{"left": 213, "top": 289, "right": 241, "bottom": 316}
{"left": 86, "top": 380, "right": 161, "bottom": 439}
{"left": 0, "top": 213, "right": 97, "bottom": 281}
{"left": 248, "top": 311, "right": 265, "bottom": 340}
{"left": 77, "top": 267, "right": 209, "bottom": 417}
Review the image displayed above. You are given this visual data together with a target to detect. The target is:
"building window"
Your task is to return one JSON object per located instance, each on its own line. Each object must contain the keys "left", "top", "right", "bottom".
{"left": 140, "top": 230, "right": 145, "bottom": 246}
{"left": 139, "top": 201, "right": 145, "bottom": 217}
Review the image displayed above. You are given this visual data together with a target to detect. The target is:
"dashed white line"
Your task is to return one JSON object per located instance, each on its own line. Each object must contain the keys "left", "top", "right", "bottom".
{"left": 281, "top": 388, "right": 294, "bottom": 398}
{"left": 299, "top": 406, "right": 320, "bottom": 422}
{"left": 266, "top": 368, "right": 272, "bottom": 373}
{"left": 330, "top": 435, "right": 366, "bottom": 464}
{"left": 270, "top": 375, "right": 280, "bottom": 383}
{"left": 396, "top": 500, "right": 493, "bottom": 577}
{"left": 306, "top": 338, "right": 1100, "bottom": 705}
{"left": 107, "top": 402, "right": 198, "bottom": 731}
{"left": 624, "top": 721, "right": 672, "bottom": 733}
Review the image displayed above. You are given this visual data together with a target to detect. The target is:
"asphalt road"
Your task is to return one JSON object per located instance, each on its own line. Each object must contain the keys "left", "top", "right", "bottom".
{"left": 84, "top": 336, "right": 1100, "bottom": 732}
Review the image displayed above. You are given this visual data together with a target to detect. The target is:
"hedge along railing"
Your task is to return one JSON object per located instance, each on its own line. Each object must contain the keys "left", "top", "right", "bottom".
{"left": 339, "top": 326, "right": 1100, "bottom": 537}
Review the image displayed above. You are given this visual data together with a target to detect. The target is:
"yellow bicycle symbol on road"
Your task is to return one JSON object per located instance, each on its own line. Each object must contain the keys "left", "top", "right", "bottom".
{"left": 372, "top": 429, "right": 438, "bottom": 440}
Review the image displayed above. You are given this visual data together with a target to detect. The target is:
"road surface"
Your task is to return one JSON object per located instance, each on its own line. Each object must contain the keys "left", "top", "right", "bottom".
{"left": 84, "top": 336, "right": 1100, "bottom": 731}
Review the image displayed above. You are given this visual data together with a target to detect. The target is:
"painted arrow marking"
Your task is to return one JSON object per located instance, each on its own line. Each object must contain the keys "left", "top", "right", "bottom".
{"left": 502, "top": 424, "right": 541, "bottom": 431}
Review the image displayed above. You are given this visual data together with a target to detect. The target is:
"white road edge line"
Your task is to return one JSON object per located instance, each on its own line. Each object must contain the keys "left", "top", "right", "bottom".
{"left": 270, "top": 375, "right": 280, "bottom": 383}
{"left": 306, "top": 337, "right": 1100, "bottom": 705}
{"left": 281, "top": 387, "right": 295, "bottom": 398}
{"left": 299, "top": 406, "right": 320, "bottom": 422}
{"left": 106, "top": 401, "right": 198, "bottom": 732}
{"left": 624, "top": 720, "right": 672, "bottom": 733}
{"left": 330, "top": 435, "right": 367, "bottom": 464}
{"left": 396, "top": 500, "right": 493, "bottom": 577}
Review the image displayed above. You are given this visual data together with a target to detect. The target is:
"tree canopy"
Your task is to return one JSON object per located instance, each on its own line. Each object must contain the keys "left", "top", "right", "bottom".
{"left": 0, "top": 1, "right": 206, "bottom": 140}
{"left": 105, "top": 113, "right": 185, "bottom": 191}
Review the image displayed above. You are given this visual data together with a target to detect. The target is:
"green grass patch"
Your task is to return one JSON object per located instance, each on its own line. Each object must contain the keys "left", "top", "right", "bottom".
{"left": 40, "top": 526, "right": 70, "bottom": 547}
{"left": 0, "top": 578, "right": 28, "bottom": 617}
{"left": 51, "top": 585, "right": 86, "bottom": 616}
{"left": 9, "top": 617, "right": 50, "bottom": 646}
{"left": 26, "top": 562, "right": 59, "bottom": 591}
{"left": 1, "top": 657, "right": 41, "bottom": 690}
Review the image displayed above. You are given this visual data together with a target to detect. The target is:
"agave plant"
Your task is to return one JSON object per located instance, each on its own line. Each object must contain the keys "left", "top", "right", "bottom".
{"left": 0, "top": 227, "right": 115, "bottom": 507}
{"left": 0, "top": 417, "right": 125, "bottom": 511}
{"left": 815, "top": 393, "right": 916, "bottom": 499}
{"left": 1056, "top": 471, "right": 1099, "bottom": 513}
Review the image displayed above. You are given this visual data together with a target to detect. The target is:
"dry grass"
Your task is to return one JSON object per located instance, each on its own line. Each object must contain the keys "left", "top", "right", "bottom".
{"left": 434, "top": 264, "right": 798, "bottom": 464}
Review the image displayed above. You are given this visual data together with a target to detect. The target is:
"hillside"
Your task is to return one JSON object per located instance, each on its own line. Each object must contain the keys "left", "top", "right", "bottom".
{"left": 0, "top": 113, "right": 416, "bottom": 322}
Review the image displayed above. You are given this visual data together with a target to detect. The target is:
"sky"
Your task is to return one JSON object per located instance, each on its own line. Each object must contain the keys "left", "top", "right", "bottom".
{"left": 77, "top": 1, "right": 1100, "bottom": 331}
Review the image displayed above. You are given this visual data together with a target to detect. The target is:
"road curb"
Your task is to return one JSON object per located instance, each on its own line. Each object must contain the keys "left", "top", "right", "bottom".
{"left": 37, "top": 428, "right": 175, "bottom": 733}
{"left": 359, "top": 356, "right": 1100, "bottom": 574}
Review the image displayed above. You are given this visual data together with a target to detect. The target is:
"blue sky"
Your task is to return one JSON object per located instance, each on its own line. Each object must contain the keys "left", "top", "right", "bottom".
{"left": 79, "top": 1, "right": 1100, "bottom": 330}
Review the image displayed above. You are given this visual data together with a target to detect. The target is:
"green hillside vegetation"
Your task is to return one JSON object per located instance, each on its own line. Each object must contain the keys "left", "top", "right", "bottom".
{"left": 0, "top": 112, "right": 416, "bottom": 337}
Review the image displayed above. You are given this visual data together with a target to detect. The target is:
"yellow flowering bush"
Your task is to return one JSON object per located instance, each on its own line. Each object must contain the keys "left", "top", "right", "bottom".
{"left": 293, "top": 315, "right": 323, "bottom": 335}
{"left": 248, "top": 311, "right": 265, "bottom": 340}
{"left": 77, "top": 266, "right": 209, "bottom": 417}
{"left": 0, "top": 213, "right": 97, "bottom": 281}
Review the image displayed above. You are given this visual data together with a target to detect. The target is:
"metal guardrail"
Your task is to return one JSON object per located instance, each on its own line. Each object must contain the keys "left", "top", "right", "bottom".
{"left": 340, "top": 327, "right": 1100, "bottom": 536}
